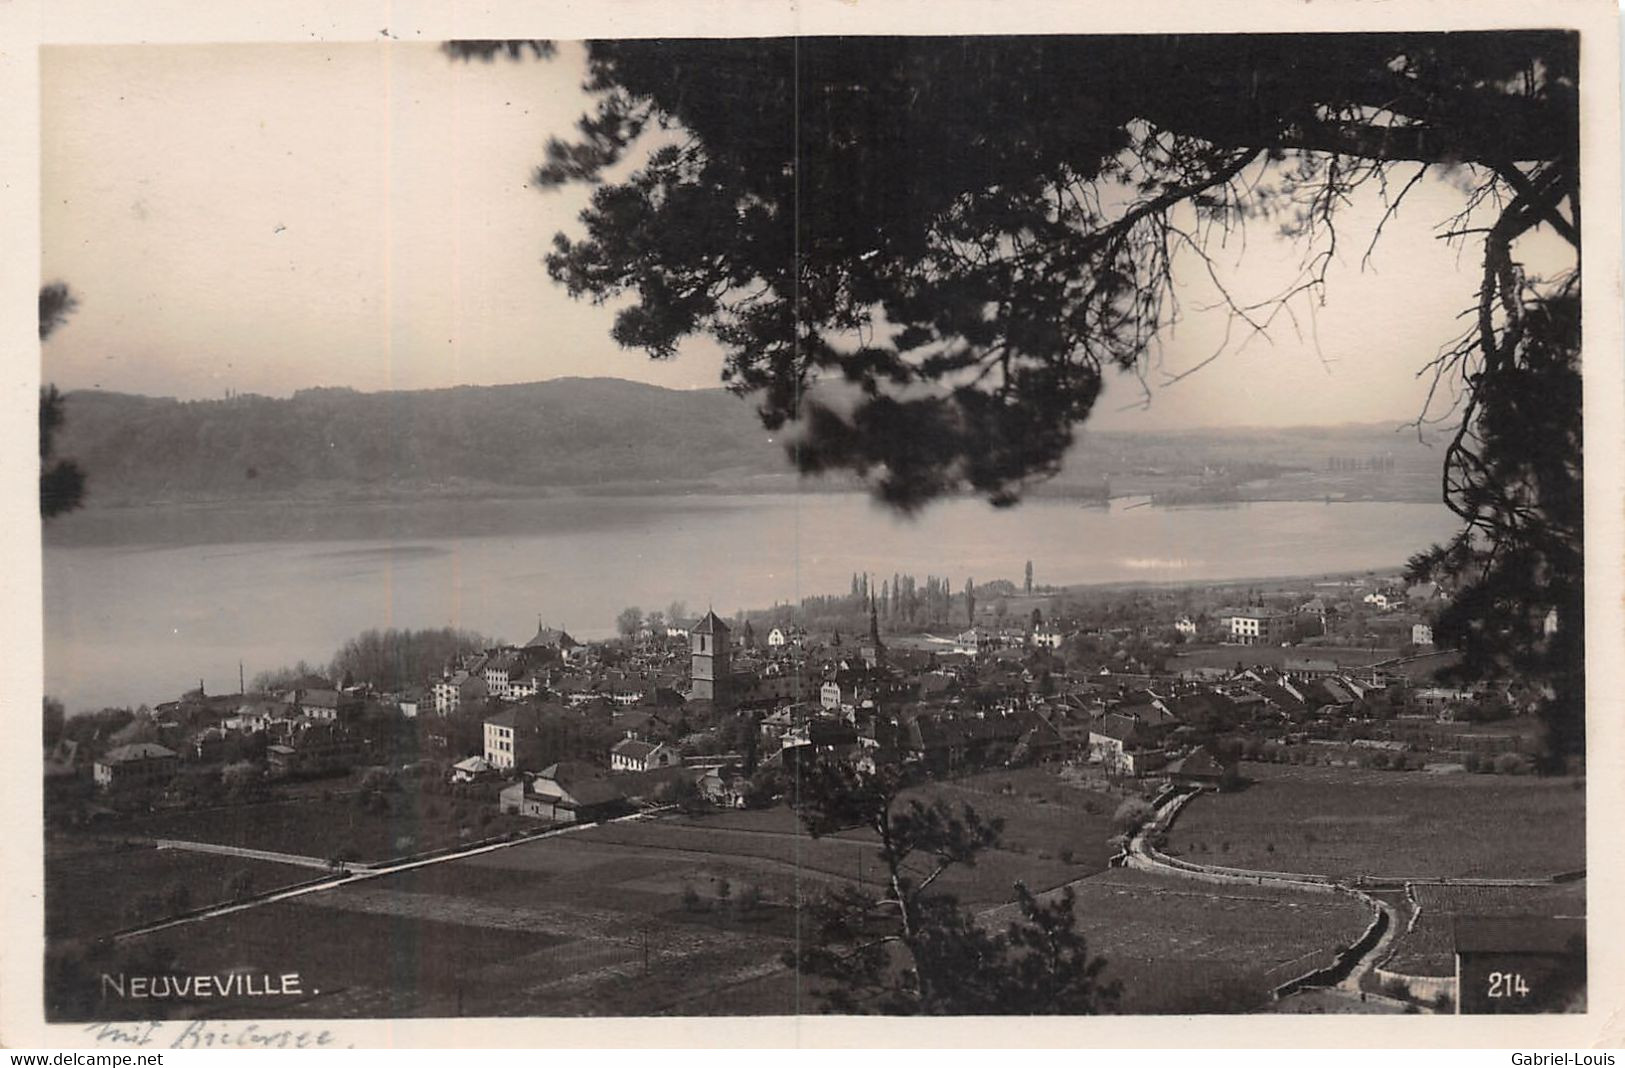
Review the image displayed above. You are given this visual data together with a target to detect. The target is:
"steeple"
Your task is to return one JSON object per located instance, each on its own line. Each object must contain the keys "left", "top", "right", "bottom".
{"left": 690, "top": 609, "right": 732, "bottom": 705}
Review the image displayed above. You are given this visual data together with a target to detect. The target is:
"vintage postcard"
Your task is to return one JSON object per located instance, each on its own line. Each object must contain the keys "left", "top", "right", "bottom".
{"left": 5, "top": 0, "right": 1621, "bottom": 1050}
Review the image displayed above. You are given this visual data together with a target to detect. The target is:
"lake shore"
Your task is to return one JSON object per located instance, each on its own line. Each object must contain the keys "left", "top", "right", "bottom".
{"left": 44, "top": 494, "right": 1459, "bottom": 712}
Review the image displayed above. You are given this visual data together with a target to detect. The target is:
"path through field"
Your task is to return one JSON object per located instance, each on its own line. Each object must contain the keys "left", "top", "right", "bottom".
{"left": 113, "top": 810, "right": 666, "bottom": 943}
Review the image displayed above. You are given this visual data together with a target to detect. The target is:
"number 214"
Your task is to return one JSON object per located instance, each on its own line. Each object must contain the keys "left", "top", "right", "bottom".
{"left": 1487, "top": 971, "right": 1530, "bottom": 998}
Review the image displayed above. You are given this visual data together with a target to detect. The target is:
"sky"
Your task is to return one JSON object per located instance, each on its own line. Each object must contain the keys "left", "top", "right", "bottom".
{"left": 40, "top": 41, "right": 1573, "bottom": 432}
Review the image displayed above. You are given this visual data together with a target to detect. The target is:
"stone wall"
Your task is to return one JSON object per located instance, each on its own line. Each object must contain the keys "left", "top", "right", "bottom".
{"left": 1371, "top": 966, "right": 1458, "bottom": 1007}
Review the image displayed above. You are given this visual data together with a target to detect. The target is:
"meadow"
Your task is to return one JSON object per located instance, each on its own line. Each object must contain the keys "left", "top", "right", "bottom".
{"left": 113, "top": 789, "right": 533, "bottom": 863}
{"left": 1163, "top": 763, "right": 1585, "bottom": 880}
{"left": 44, "top": 839, "right": 313, "bottom": 942}
{"left": 112, "top": 830, "right": 813, "bottom": 1019}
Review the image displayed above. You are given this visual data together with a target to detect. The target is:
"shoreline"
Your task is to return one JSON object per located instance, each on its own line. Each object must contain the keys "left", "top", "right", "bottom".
{"left": 43, "top": 489, "right": 1452, "bottom": 552}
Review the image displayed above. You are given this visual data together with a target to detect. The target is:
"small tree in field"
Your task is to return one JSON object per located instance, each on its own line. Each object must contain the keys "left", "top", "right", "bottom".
{"left": 785, "top": 760, "right": 1119, "bottom": 1014}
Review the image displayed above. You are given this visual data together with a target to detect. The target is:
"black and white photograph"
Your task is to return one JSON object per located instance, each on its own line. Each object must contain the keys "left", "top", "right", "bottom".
{"left": 12, "top": 0, "right": 1622, "bottom": 1047}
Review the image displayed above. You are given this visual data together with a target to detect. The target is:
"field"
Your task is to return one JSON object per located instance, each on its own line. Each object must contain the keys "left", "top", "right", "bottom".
{"left": 95, "top": 829, "right": 817, "bottom": 1019}
{"left": 50, "top": 764, "right": 1390, "bottom": 1018}
{"left": 111, "top": 790, "right": 533, "bottom": 863}
{"left": 44, "top": 839, "right": 312, "bottom": 942}
{"left": 1164, "top": 763, "right": 1585, "bottom": 880}
{"left": 94, "top": 834, "right": 1372, "bottom": 1019}
{"left": 625, "top": 769, "right": 1122, "bottom": 908}
{"left": 1035, "top": 868, "right": 1372, "bottom": 1013}
{"left": 70, "top": 768, "right": 1121, "bottom": 1019}
{"left": 1384, "top": 882, "right": 1587, "bottom": 977}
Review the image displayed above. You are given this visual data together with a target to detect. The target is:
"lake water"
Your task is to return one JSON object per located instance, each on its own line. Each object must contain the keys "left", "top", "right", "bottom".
{"left": 42, "top": 493, "right": 1459, "bottom": 713}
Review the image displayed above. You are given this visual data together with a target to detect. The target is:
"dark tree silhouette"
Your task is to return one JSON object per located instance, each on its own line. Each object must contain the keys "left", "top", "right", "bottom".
{"left": 39, "top": 282, "right": 86, "bottom": 519}
{"left": 786, "top": 760, "right": 1119, "bottom": 1014}
{"left": 39, "top": 283, "right": 76, "bottom": 342}
{"left": 451, "top": 34, "right": 1583, "bottom": 757}
{"left": 1406, "top": 289, "right": 1582, "bottom": 767}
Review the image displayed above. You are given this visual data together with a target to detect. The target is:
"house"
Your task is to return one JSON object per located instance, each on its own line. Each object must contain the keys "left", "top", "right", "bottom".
{"left": 695, "top": 767, "right": 746, "bottom": 808}
{"left": 484, "top": 706, "right": 543, "bottom": 771}
{"left": 450, "top": 755, "right": 497, "bottom": 783}
{"left": 1227, "top": 608, "right": 1289, "bottom": 646}
{"left": 297, "top": 689, "right": 360, "bottom": 723}
{"left": 1253, "top": 680, "right": 1308, "bottom": 717}
{"left": 228, "top": 699, "right": 289, "bottom": 735}
{"left": 1086, "top": 716, "right": 1164, "bottom": 777}
{"left": 759, "top": 707, "right": 795, "bottom": 744}
{"left": 508, "top": 672, "right": 545, "bottom": 700}
{"left": 433, "top": 671, "right": 489, "bottom": 715}
{"left": 93, "top": 742, "right": 178, "bottom": 790}
{"left": 954, "top": 628, "right": 992, "bottom": 656}
{"left": 1413, "top": 623, "right": 1435, "bottom": 646}
{"left": 1163, "top": 691, "right": 1238, "bottom": 732}
{"left": 481, "top": 650, "right": 524, "bottom": 698}
{"left": 1031, "top": 622, "right": 1068, "bottom": 649}
{"left": 1165, "top": 747, "right": 1229, "bottom": 789}
{"left": 900, "top": 711, "right": 1028, "bottom": 775}
{"left": 506, "top": 761, "right": 633, "bottom": 823}
{"left": 264, "top": 744, "right": 298, "bottom": 775}
{"left": 766, "top": 627, "right": 787, "bottom": 648}
{"left": 1009, "top": 714, "right": 1066, "bottom": 766}
{"left": 1284, "top": 657, "right": 1340, "bottom": 680}
{"left": 610, "top": 735, "right": 682, "bottom": 773}
{"left": 266, "top": 724, "right": 364, "bottom": 777}
{"left": 1173, "top": 617, "right": 1198, "bottom": 638}
{"left": 1415, "top": 686, "right": 1474, "bottom": 719}
{"left": 523, "top": 621, "right": 581, "bottom": 662}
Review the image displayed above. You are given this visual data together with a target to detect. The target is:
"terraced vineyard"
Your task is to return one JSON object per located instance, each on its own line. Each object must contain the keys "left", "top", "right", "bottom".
{"left": 1165, "top": 764, "right": 1585, "bottom": 880}
{"left": 1061, "top": 868, "right": 1373, "bottom": 1013}
{"left": 1384, "top": 881, "right": 1587, "bottom": 976}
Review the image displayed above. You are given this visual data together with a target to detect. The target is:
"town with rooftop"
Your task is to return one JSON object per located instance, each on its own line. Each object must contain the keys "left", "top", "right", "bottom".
{"left": 43, "top": 563, "right": 1585, "bottom": 1019}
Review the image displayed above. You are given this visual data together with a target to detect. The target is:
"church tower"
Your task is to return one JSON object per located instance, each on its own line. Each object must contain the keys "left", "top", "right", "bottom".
{"left": 862, "top": 593, "right": 886, "bottom": 669}
{"left": 690, "top": 610, "right": 732, "bottom": 703}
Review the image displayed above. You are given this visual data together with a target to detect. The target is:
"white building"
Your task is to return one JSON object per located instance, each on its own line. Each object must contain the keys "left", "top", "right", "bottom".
{"left": 609, "top": 736, "right": 683, "bottom": 773}
{"left": 93, "top": 743, "right": 178, "bottom": 790}
{"left": 1031, "top": 623, "right": 1066, "bottom": 649}
{"left": 1228, "top": 609, "right": 1289, "bottom": 646}
{"left": 432, "top": 674, "right": 464, "bottom": 714}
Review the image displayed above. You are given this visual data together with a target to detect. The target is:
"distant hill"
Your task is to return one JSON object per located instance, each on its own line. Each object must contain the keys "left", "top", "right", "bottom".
{"left": 51, "top": 378, "right": 792, "bottom": 505}
{"left": 50, "top": 377, "right": 1449, "bottom": 507}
